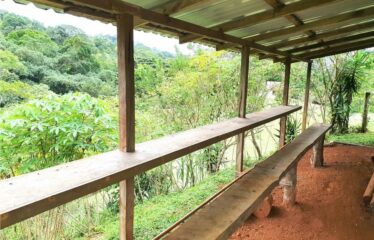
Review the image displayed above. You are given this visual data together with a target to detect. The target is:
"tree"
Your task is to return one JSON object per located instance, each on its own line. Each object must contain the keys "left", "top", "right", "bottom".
{"left": 313, "top": 51, "right": 371, "bottom": 133}
{"left": 57, "top": 36, "right": 99, "bottom": 74}
{"left": 6, "top": 28, "right": 57, "bottom": 56}
{"left": 0, "top": 49, "right": 26, "bottom": 81}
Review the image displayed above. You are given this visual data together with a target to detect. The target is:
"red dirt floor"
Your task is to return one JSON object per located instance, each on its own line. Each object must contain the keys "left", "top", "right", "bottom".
{"left": 230, "top": 144, "right": 374, "bottom": 240}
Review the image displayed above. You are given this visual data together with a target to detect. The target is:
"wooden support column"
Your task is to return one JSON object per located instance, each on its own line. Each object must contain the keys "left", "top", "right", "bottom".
{"left": 310, "top": 134, "right": 325, "bottom": 168}
{"left": 280, "top": 164, "right": 297, "bottom": 206}
{"left": 279, "top": 59, "right": 291, "bottom": 148}
{"left": 236, "top": 45, "right": 250, "bottom": 175}
{"left": 361, "top": 92, "right": 371, "bottom": 133}
{"left": 302, "top": 61, "right": 312, "bottom": 132}
{"left": 117, "top": 13, "right": 135, "bottom": 240}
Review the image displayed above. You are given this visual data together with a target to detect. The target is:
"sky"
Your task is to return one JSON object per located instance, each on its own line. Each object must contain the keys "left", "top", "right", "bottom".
{"left": 0, "top": 0, "right": 196, "bottom": 54}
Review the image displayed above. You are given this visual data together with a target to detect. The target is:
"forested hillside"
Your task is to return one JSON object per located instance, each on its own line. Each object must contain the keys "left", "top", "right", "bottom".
{"left": 0, "top": 10, "right": 372, "bottom": 240}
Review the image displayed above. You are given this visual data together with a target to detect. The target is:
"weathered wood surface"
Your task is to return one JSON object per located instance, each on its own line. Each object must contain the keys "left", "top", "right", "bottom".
{"left": 117, "top": 13, "right": 135, "bottom": 240}
{"left": 302, "top": 61, "right": 312, "bottom": 132}
{"left": 279, "top": 60, "right": 291, "bottom": 148}
{"left": 0, "top": 106, "right": 300, "bottom": 229}
{"left": 253, "top": 196, "right": 273, "bottom": 219}
{"left": 363, "top": 172, "right": 374, "bottom": 205}
{"left": 236, "top": 46, "right": 250, "bottom": 175}
{"left": 165, "top": 124, "right": 331, "bottom": 240}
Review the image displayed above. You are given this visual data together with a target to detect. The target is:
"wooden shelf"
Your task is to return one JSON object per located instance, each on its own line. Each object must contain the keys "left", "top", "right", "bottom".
{"left": 165, "top": 124, "right": 331, "bottom": 240}
{"left": 0, "top": 105, "right": 300, "bottom": 229}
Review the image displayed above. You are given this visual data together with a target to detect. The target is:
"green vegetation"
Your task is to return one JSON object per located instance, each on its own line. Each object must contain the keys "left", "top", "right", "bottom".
{"left": 0, "top": 10, "right": 373, "bottom": 240}
{"left": 329, "top": 132, "right": 374, "bottom": 146}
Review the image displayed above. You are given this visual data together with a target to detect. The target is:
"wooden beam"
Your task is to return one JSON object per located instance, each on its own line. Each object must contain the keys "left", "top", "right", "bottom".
{"left": 135, "top": 0, "right": 216, "bottom": 27}
{"left": 279, "top": 60, "right": 291, "bottom": 148}
{"left": 245, "top": 6, "right": 374, "bottom": 42}
{"left": 164, "top": 124, "right": 331, "bottom": 240}
{"left": 297, "top": 38, "right": 374, "bottom": 59}
{"left": 271, "top": 21, "right": 374, "bottom": 49}
{"left": 288, "top": 31, "right": 374, "bottom": 54}
{"left": 263, "top": 0, "right": 317, "bottom": 38}
{"left": 178, "top": 0, "right": 338, "bottom": 43}
{"left": 236, "top": 46, "right": 250, "bottom": 175}
{"left": 66, "top": 0, "right": 306, "bottom": 61}
{"left": 302, "top": 61, "right": 312, "bottom": 132}
{"left": 0, "top": 106, "right": 301, "bottom": 229}
{"left": 117, "top": 13, "right": 135, "bottom": 240}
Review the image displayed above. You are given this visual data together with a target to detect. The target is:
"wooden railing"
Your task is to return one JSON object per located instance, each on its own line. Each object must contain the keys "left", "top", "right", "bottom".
{"left": 0, "top": 105, "right": 300, "bottom": 230}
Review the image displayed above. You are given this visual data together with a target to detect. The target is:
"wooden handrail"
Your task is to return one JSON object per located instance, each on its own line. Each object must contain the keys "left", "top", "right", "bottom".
{"left": 0, "top": 105, "right": 300, "bottom": 229}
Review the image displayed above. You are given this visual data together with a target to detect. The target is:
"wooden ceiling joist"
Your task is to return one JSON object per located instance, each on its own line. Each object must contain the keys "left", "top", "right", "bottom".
{"left": 270, "top": 20, "right": 374, "bottom": 49}
{"left": 298, "top": 38, "right": 374, "bottom": 59}
{"left": 63, "top": 0, "right": 306, "bottom": 62}
{"left": 178, "top": 0, "right": 338, "bottom": 44}
{"left": 245, "top": 6, "right": 374, "bottom": 42}
{"left": 288, "top": 31, "right": 374, "bottom": 53}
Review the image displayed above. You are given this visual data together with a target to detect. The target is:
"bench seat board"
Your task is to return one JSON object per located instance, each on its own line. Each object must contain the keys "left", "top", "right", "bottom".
{"left": 165, "top": 124, "right": 331, "bottom": 240}
{"left": 0, "top": 105, "right": 300, "bottom": 229}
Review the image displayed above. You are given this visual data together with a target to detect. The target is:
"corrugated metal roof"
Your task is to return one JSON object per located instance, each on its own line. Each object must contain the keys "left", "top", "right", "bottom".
{"left": 10, "top": 0, "right": 374, "bottom": 60}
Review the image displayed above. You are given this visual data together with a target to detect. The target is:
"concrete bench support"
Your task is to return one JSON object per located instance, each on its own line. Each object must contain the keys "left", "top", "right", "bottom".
{"left": 280, "top": 165, "right": 297, "bottom": 206}
{"left": 310, "top": 134, "right": 325, "bottom": 167}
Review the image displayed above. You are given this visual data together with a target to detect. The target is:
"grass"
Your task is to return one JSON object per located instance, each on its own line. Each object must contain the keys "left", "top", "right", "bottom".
{"left": 98, "top": 168, "right": 236, "bottom": 240}
{"left": 328, "top": 132, "right": 374, "bottom": 146}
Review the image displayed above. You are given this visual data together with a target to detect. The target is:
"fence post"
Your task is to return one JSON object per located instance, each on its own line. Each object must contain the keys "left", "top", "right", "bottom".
{"left": 117, "top": 13, "right": 135, "bottom": 240}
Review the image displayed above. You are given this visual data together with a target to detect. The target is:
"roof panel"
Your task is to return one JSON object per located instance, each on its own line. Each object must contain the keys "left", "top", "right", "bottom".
{"left": 176, "top": 0, "right": 272, "bottom": 27}
{"left": 297, "top": 0, "right": 374, "bottom": 22}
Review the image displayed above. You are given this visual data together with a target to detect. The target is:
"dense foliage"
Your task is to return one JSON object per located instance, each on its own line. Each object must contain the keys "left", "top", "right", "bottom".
{"left": 0, "top": 10, "right": 372, "bottom": 240}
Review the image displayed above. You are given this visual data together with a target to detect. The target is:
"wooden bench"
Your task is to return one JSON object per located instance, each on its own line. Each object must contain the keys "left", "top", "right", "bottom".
{"left": 0, "top": 106, "right": 300, "bottom": 229}
{"left": 164, "top": 123, "right": 331, "bottom": 240}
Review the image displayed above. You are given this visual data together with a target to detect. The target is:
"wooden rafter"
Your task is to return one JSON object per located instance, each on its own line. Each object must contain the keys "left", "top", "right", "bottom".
{"left": 288, "top": 31, "right": 374, "bottom": 53}
{"left": 263, "top": 0, "right": 317, "bottom": 38}
{"left": 61, "top": 0, "right": 306, "bottom": 61}
{"left": 179, "top": 0, "right": 337, "bottom": 44}
{"left": 245, "top": 6, "right": 374, "bottom": 42}
{"left": 271, "top": 21, "right": 374, "bottom": 49}
{"left": 135, "top": 0, "right": 216, "bottom": 27}
{"left": 298, "top": 38, "right": 374, "bottom": 59}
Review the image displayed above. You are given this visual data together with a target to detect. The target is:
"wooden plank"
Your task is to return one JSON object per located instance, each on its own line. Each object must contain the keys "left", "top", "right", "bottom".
{"left": 0, "top": 106, "right": 301, "bottom": 229}
{"left": 165, "top": 124, "right": 331, "bottom": 240}
{"left": 279, "top": 60, "right": 291, "bottom": 148}
{"left": 302, "top": 61, "right": 312, "bottom": 132}
{"left": 117, "top": 13, "right": 135, "bottom": 240}
{"left": 179, "top": 0, "right": 338, "bottom": 43}
{"left": 236, "top": 46, "right": 250, "bottom": 175}
{"left": 66, "top": 0, "right": 305, "bottom": 62}
{"left": 245, "top": 6, "right": 374, "bottom": 42}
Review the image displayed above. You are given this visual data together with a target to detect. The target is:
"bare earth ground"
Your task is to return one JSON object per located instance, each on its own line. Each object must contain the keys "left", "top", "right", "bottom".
{"left": 230, "top": 144, "right": 374, "bottom": 240}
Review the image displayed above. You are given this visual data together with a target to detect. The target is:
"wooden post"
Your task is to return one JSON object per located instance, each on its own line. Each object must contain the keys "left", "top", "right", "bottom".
{"left": 302, "top": 61, "right": 312, "bottom": 132}
{"left": 280, "top": 164, "right": 297, "bottom": 206}
{"left": 279, "top": 59, "right": 291, "bottom": 148}
{"left": 310, "top": 134, "right": 325, "bottom": 168}
{"left": 361, "top": 92, "right": 371, "bottom": 133}
{"left": 236, "top": 45, "right": 250, "bottom": 176}
{"left": 117, "top": 13, "right": 135, "bottom": 240}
